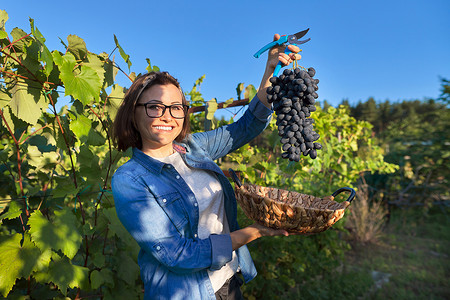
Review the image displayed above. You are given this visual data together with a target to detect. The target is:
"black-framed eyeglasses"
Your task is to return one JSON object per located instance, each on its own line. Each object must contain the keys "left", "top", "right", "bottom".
{"left": 136, "top": 102, "right": 189, "bottom": 119}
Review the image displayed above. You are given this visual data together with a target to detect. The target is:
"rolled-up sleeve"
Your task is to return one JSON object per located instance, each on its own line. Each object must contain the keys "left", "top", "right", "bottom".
{"left": 192, "top": 95, "right": 273, "bottom": 160}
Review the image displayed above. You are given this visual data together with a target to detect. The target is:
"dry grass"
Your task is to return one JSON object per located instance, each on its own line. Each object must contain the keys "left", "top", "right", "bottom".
{"left": 346, "top": 183, "right": 388, "bottom": 243}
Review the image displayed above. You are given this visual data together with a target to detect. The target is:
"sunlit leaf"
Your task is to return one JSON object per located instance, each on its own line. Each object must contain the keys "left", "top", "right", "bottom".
{"left": 107, "top": 84, "right": 125, "bottom": 120}
{"left": 0, "top": 234, "right": 51, "bottom": 297}
{"left": 236, "top": 83, "right": 244, "bottom": 100}
{"left": 0, "top": 88, "right": 11, "bottom": 109}
{"left": 85, "top": 53, "right": 105, "bottom": 92}
{"left": 0, "top": 10, "right": 8, "bottom": 31}
{"left": 26, "top": 145, "right": 59, "bottom": 171}
{"left": 9, "top": 81, "right": 46, "bottom": 125}
{"left": 53, "top": 51, "right": 102, "bottom": 105}
{"left": 222, "top": 98, "right": 234, "bottom": 108}
{"left": 69, "top": 113, "right": 92, "bottom": 139}
{"left": 113, "top": 34, "right": 132, "bottom": 71}
{"left": 30, "top": 18, "right": 53, "bottom": 76}
{"left": 244, "top": 84, "right": 256, "bottom": 101}
{"left": 67, "top": 34, "right": 87, "bottom": 61}
{"left": 28, "top": 208, "right": 82, "bottom": 259}
{"left": 206, "top": 98, "right": 218, "bottom": 120}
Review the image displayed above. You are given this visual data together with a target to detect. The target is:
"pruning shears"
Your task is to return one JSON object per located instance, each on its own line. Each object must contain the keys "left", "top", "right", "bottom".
{"left": 254, "top": 28, "right": 311, "bottom": 77}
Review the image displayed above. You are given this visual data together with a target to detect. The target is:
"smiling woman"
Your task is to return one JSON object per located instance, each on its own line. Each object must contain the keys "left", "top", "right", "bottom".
{"left": 111, "top": 37, "right": 303, "bottom": 300}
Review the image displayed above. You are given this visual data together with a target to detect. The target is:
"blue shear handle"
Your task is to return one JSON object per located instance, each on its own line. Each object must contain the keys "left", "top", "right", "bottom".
{"left": 253, "top": 36, "right": 288, "bottom": 58}
{"left": 273, "top": 47, "right": 292, "bottom": 77}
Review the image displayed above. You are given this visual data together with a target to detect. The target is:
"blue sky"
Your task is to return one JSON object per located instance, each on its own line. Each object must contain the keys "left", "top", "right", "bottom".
{"left": 2, "top": 0, "right": 449, "bottom": 117}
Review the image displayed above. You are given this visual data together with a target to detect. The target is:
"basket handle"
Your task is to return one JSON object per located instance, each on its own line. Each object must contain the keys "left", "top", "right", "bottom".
{"left": 332, "top": 187, "right": 356, "bottom": 203}
{"left": 228, "top": 168, "right": 242, "bottom": 188}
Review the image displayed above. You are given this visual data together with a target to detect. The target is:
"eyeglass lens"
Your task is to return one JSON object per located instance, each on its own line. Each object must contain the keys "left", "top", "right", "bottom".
{"left": 146, "top": 104, "right": 186, "bottom": 118}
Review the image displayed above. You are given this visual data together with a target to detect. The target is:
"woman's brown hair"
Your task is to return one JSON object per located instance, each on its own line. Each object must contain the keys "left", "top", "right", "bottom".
{"left": 112, "top": 71, "right": 190, "bottom": 151}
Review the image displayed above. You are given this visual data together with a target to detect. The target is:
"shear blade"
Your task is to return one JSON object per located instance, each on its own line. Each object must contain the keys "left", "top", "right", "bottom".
{"left": 294, "top": 28, "right": 310, "bottom": 39}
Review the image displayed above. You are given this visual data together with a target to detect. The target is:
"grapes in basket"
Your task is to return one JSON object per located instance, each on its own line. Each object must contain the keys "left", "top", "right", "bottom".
{"left": 266, "top": 67, "right": 322, "bottom": 161}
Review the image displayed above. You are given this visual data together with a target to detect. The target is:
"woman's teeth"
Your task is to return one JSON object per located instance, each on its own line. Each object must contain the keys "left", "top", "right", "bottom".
{"left": 154, "top": 126, "right": 172, "bottom": 131}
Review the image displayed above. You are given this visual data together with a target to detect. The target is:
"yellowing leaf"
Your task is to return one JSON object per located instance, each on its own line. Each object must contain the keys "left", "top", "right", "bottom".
{"left": 244, "top": 84, "right": 256, "bottom": 101}
{"left": 206, "top": 98, "right": 218, "bottom": 120}
{"left": 0, "top": 10, "right": 8, "bottom": 31}
{"left": 222, "top": 98, "right": 234, "bottom": 108}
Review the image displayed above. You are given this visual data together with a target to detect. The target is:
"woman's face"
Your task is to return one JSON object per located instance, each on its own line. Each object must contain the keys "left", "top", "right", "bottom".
{"left": 134, "top": 84, "right": 185, "bottom": 156}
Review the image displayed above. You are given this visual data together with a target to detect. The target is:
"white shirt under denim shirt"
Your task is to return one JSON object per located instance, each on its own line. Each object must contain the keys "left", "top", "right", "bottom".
{"left": 111, "top": 95, "right": 273, "bottom": 300}
{"left": 155, "top": 151, "right": 239, "bottom": 292}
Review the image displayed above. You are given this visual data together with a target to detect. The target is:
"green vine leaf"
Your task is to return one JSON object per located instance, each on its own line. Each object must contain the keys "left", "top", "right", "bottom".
{"left": 26, "top": 145, "right": 59, "bottom": 171}
{"left": 116, "top": 252, "right": 140, "bottom": 285}
{"left": 1, "top": 106, "right": 28, "bottom": 137}
{"left": 69, "top": 113, "right": 92, "bottom": 139}
{"left": 113, "top": 34, "right": 132, "bottom": 71}
{"left": 0, "top": 200, "right": 22, "bottom": 220}
{"left": 30, "top": 18, "right": 53, "bottom": 76}
{"left": 85, "top": 53, "right": 106, "bottom": 93}
{"left": 9, "top": 80, "right": 46, "bottom": 125}
{"left": 0, "top": 234, "right": 51, "bottom": 297}
{"left": 0, "top": 30, "right": 7, "bottom": 39}
{"left": 53, "top": 51, "right": 102, "bottom": 105}
{"left": 107, "top": 84, "right": 125, "bottom": 120}
{"left": 34, "top": 255, "right": 89, "bottom": 296}
{"left": 67, "top": 34, "right": 88, "bottom": 61}
{"left": 89, "top": 270, "right": 103, "bottom": 290}
{"left": 28, "top": 208, "right": 82, "bottom": 259}
{"left": 236, "top": 83, "right": 244, "bottom": 100}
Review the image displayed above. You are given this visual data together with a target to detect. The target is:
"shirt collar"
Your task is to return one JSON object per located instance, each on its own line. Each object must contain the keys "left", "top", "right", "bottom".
{"left": 132, "top": 143, "right": 188, "bottom": 174}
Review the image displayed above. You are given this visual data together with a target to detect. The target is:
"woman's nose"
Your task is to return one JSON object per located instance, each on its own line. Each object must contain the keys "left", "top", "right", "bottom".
{"left": 160, "top": 108, "right": 173, "bottom": 120}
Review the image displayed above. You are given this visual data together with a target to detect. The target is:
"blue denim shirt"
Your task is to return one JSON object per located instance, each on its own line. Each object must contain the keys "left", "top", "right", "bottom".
{"left": 111, "top": 96, "right": 272, "bottom": 300}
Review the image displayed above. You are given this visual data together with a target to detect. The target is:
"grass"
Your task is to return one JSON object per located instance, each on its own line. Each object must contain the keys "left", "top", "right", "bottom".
{"left": 341, "top": 205, "right": 450, "bottom": 300}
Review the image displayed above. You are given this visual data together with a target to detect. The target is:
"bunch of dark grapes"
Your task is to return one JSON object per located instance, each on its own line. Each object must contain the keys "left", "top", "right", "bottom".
{"left": 266, "top": 67, "right": 322, "bottom": 161}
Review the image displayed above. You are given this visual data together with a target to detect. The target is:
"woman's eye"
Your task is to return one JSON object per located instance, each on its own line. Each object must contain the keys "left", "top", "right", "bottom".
{"left": 148, "top": 105, "right": 162, "bottom": 111}
{"left": 172, "top": 105, "right": 183, "bottom": 111}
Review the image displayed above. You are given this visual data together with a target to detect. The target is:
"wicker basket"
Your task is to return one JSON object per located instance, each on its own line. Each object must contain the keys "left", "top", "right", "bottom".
{"left": 229, "top": 169, "right": 356, "bottom": 234}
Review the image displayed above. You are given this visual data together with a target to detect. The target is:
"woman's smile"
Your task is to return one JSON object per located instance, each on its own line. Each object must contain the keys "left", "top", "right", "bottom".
{"left": 134, "top": 84, "right": 185, "bottom": 157}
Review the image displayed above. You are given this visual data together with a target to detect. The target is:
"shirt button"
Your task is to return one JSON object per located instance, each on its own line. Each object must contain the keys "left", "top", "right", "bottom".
{"left": 194, "top": 203, "right": 198, "bottom": 207}
{"left": 176, "top": 175, "right": 180, "bottom": 179}
{"left": 162, "top": 199, "right": 167, "bottom": 203}
{"left": 194, "top": 234, "right": 198, "bottom": 238}
{"left": 156, "top": 246, "right": 161, "bottom": 251}
{"left": 167, "top": 165, "right": 171, "bottom": 168}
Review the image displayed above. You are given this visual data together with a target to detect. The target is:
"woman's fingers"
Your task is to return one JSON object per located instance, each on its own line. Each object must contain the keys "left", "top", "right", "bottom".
{"left": 278, "top": 52, "right": 302, "bottom": 66}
